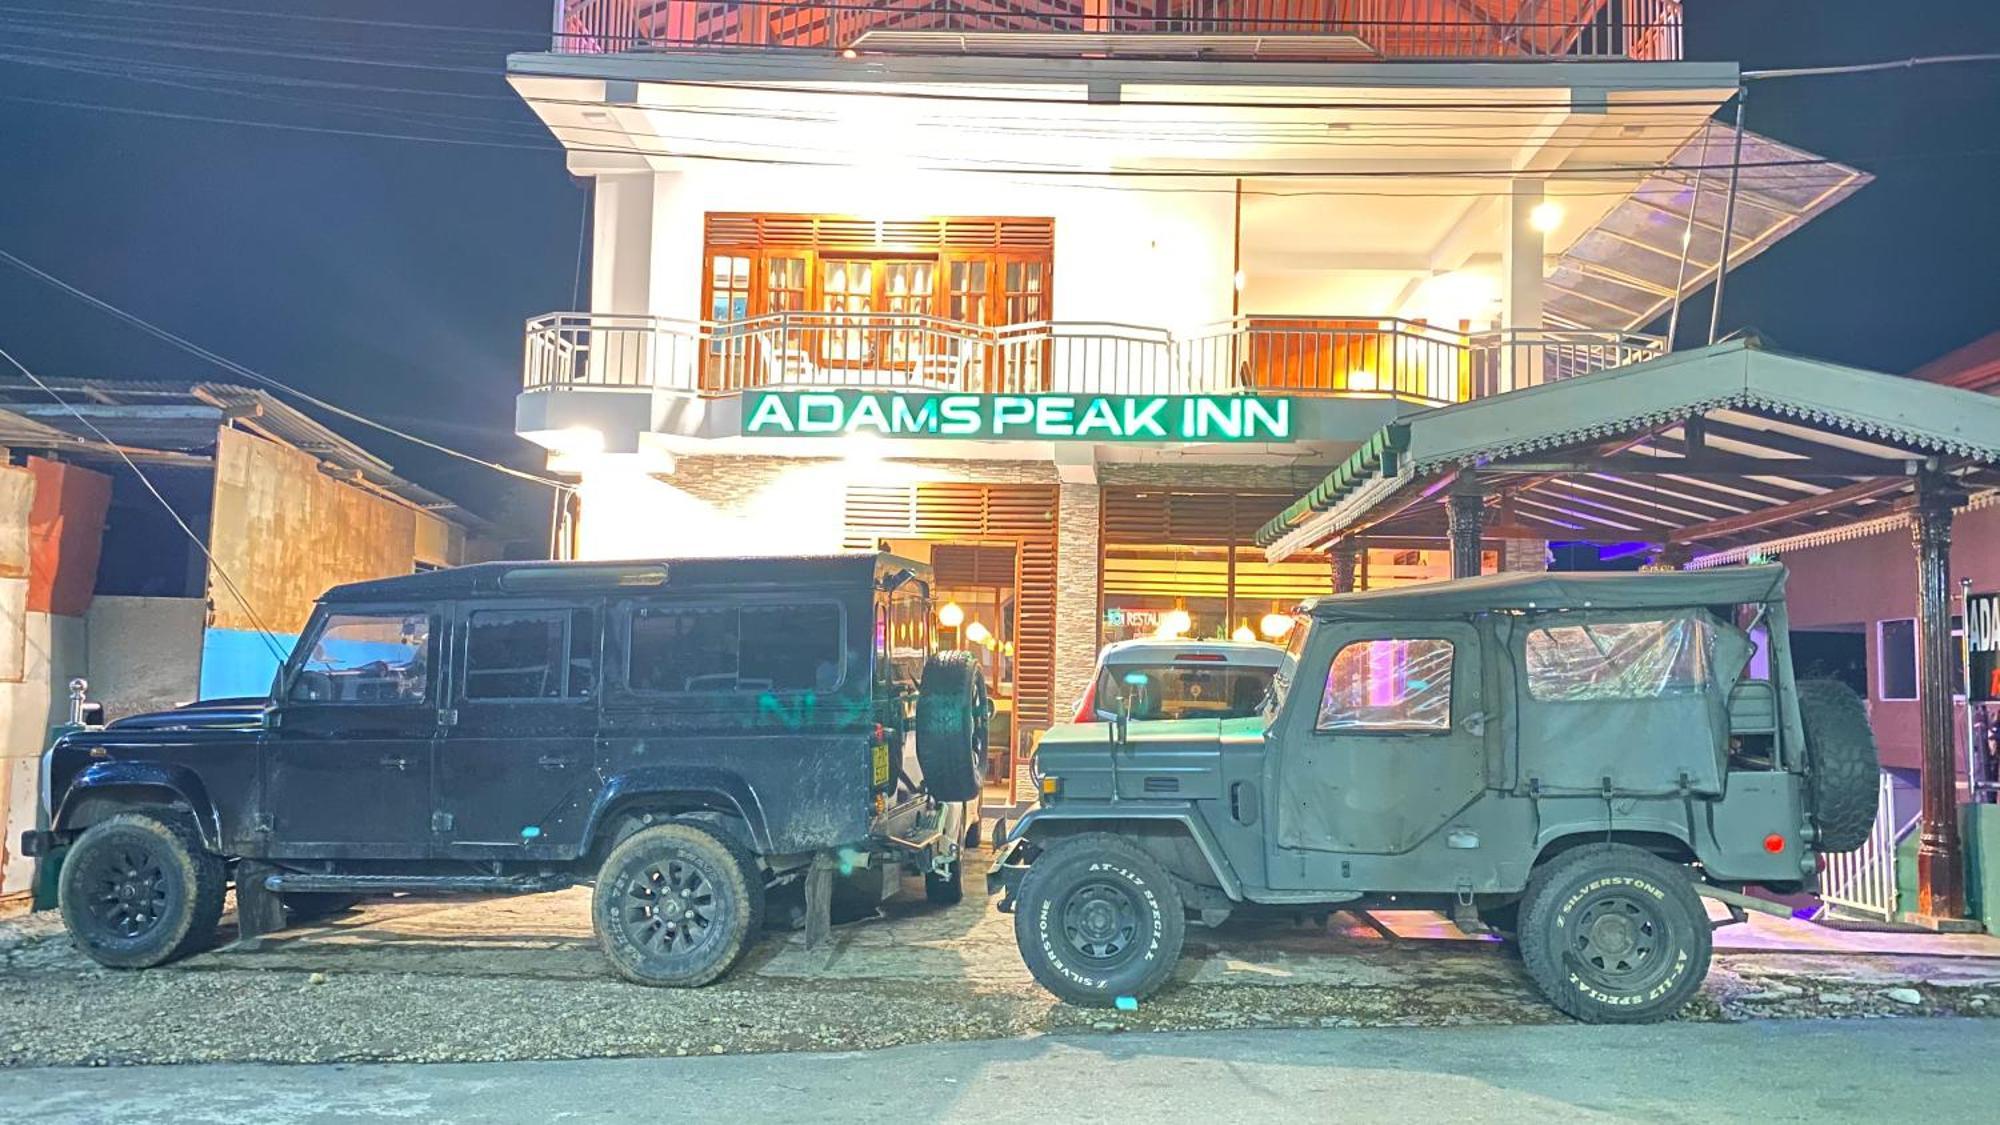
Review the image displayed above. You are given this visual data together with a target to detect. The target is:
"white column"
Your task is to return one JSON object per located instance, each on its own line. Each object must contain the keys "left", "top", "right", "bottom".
{"left": 589, "top": 173, "right": 654, "bottom": 316}
{"left": 1501, "top": 179, "right": 1546, "bottom": 391}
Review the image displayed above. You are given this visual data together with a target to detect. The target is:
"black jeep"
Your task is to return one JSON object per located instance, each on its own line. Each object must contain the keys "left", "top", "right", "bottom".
{"left": 21, "top": 553, "right": 988, "bottom": 986}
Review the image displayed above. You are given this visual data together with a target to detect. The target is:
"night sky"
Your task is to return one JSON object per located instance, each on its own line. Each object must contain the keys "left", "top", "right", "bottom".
{"left": 2, "top": 1, "right": 1997, "bottom": 541}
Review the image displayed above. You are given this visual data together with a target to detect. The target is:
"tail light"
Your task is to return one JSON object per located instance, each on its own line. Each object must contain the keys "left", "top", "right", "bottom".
{"left": 1073, "top": 679, "right": 1098, "bottom": 722}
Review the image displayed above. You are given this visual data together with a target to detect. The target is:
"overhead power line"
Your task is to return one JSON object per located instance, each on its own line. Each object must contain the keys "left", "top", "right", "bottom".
{"left": 0, "top": 248, "right": 565, "bottom": 492}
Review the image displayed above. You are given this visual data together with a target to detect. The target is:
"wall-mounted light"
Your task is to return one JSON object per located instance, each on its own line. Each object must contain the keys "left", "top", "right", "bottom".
{"left": 1529, "top": 200, "right": 1564, "bottom": 234}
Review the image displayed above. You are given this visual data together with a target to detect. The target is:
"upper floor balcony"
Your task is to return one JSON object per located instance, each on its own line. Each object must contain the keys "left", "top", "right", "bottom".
{"left": 552, "top": 1, "right": 1685, "bottom": 63}
{"left": 523, "top": 309, "right": 1662, "bottom": 405}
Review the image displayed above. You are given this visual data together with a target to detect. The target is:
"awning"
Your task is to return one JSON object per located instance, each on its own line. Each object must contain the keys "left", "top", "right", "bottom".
{"left": 1258, "top": 340, "right": 2000, "bottom": 562}
{"left": 1547, "top": 123, "right": 1872, "bottom": 332}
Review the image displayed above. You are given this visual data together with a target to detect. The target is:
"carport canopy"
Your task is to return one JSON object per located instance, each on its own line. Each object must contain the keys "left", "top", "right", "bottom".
{"left": 1258, "top": 340, "right": 2000, "bottom": 563}
{"left": 1256, "top": 338, "right": 2000, "bottom": 925}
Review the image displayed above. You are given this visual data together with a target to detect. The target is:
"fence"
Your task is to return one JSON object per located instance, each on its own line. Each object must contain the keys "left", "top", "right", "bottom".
{"left": 552, "top": 0, "right": 1684, "bottom": 61}
{"left": 1818, "top": 772, "right": 1906, "bottom": 922}
{"left": 524, "top": 309, "right": 1664, "bottom": 401}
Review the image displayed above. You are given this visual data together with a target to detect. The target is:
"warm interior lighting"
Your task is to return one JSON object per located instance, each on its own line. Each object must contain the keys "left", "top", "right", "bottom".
{"left": 1529, "top": 200, "right": 1564, "bottom": 234}
{"left": 841, "top": 47, "right": 858, "bottom": 59}
{"left": 1157, "top": 608, "right": 1193, "bottom": 638}
{"left": 1232, "top": 624, "right": 1256, "bottom": 643}
{"left": 938, "top": 602, "right": 965, "bottom": 628}
{"left": 1232, "top": 270, "right": 1246, "bottom": 292}
{"left": 1345, "top": 368, "right": 1378, "bottom": 392}
{"left": 1258, "top": 613, "right": 1295, "bottom": 639}
{"left": 964, "top": 620, "right": 992, "bottom": 645}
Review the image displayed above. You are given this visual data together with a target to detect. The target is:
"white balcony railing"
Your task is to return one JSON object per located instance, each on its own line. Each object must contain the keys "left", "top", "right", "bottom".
{"left": 552, "top": 1, "right": 1685, "bottom": 62}
{"left": 524, "top": 310, "right": 1664, "bottom": 404}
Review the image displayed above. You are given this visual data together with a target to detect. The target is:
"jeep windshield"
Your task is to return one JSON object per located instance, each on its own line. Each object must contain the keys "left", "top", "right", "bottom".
{"left": 1094, "top": 663, "right": 1274, "bottom": 722}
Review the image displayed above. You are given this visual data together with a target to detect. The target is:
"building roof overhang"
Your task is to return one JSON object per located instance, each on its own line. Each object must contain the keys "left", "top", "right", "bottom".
{"left": 1257, "top": 340, "right": 2000, "bottom": 563}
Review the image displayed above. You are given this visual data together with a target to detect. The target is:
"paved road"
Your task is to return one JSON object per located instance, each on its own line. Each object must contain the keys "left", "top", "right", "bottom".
{"left": 5, "top": 1020, "right": 1994, "bottom": 1124}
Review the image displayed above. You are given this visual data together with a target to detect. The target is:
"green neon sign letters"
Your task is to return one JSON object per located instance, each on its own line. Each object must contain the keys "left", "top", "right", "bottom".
{"left": 742, "top": 391, "right": 1292, "bottom": 443}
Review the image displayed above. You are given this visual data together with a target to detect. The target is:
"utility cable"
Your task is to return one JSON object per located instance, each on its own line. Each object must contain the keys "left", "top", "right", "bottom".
{"left": 0, "top": 341, "right": 291, "bottom": 663}
{"left": 0, "top": 248, "right": 564, "bottom": 492}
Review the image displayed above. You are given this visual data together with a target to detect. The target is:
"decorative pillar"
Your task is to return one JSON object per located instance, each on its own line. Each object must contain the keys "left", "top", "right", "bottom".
{"left": 1052, "top": 480, "right": 1102, "bottom": 720}
{"left": 1913, "top": 471, "right": 1968, "bottom": 919}
{"left": 1329, "top": 540, "right": 1359, "bottom": 594}
{"left": 1446, "top": 487, "right": 1485, "bottom": 580}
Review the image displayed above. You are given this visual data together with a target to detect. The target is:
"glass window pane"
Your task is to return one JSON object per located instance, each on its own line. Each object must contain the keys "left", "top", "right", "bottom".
{"left": 1317, "top": 638, "right": 1453, "bottom": 732}
{"left": 568, "top": 608, "right": 597, "bottom": 699}
{"left": 740, "top": 604, "right": 843, "bottom": 693}
{"left": 293, "top": 612, "right": 430, "bottom": 704}
{"left": 626, "top": 603, "right": 841, "bottom": 694}
{"left": 1524, "top": 617, "right": 1711, "bottom": 702}
{"left": 1879, "top": 618, "right": 1918, "bottom": 701}
{"left": 464, "top": 610, "right": 565, "bottom": 700}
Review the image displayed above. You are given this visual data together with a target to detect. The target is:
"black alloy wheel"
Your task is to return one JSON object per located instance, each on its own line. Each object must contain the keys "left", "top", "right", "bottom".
{"left": 593, "top": 821, "right": 764, "bottom": 987}
{"left": 58, "top": 811, "right": 226, "bottom": 969}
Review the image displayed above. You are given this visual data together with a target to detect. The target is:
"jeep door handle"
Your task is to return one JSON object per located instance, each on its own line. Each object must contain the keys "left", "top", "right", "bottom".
{"left": 1460, "top": 711, "right": 1488, "bottom": 737}
{"left": 537, "top": 755, "right": 574, "bottom": 770}
{"left": 379, "top": 755, "right": 410, "bottom": 771}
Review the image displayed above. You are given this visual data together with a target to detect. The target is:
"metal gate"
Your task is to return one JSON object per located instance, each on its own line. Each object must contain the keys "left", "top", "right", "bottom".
{"left": 1817, "top": 772, "right": 1906, "bottom": 921}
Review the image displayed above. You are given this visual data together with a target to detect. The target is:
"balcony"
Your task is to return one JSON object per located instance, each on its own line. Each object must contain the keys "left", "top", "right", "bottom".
{"left": 553, "top": 1, "right": 1684, "bottom": 62}
{"left": 523, "top": 310, "right": 1663, "bottom": 405}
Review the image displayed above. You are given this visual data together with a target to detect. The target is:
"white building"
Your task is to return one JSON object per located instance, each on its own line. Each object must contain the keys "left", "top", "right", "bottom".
{"left": 506, "top": 1, "right": 1865, "bottom": 802}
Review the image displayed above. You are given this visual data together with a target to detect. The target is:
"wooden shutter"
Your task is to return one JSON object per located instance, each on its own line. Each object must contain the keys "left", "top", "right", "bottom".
{"left": 1013, "top": 538, "right": 1057, "bottom": 727}
{"left": 1101, "top": 488, "right": 1295, "bottom": 546}
{"left": 931, "top": 544, "right": 1018, "bottom": 587}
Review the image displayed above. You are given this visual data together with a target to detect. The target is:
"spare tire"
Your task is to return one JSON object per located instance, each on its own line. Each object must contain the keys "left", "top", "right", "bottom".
{"left": 917, "top": 650, "right": 988, "bottom": 802}
{"left": 1796, "top": 678, "right": 1880, "bottom": 853}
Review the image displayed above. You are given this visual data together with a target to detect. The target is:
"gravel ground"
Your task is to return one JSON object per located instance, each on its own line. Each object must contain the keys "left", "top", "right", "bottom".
{"left": 4, "top": 864, "right": 1998, "bottom": 1068}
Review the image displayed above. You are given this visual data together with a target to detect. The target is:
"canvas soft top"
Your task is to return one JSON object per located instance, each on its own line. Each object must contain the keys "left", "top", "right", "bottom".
{"left": 1299, "top": 566, "right": 1786, "bottom": 622}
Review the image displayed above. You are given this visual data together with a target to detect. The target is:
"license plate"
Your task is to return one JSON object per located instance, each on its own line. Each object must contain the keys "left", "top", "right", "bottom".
{"left": 871, "top": 742, "right": 891, "bottom": 788}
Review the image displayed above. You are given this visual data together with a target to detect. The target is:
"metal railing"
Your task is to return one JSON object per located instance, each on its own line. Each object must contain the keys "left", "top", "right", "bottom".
{"left": 552, "top": 1, "right": 1684, "bottom": 61}
{"left": 524, "top": 310, "right": 1663, "bottom": 402}
{"left": 1817, "top": 772, "right": 1904, "bottom": 923}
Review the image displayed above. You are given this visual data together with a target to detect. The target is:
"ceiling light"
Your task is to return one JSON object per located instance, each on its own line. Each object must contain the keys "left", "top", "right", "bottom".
{"left": 1529, "top": 200, "right": 1564, "bottom": 234}
{"left": 938, "top": 602, "right": 965, "bottom": 628}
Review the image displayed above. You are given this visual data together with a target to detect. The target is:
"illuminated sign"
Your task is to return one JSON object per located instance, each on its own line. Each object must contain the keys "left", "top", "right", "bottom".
{"left": 742, "top": 391, "right": 1293, "bottom": 443}
{"left": 1971, "top": 591, "right": 1999, "bottom": 703}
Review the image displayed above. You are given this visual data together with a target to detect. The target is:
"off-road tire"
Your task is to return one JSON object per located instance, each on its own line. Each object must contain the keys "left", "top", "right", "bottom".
{"left": 1518, "top": 844, "right": 1711, "bottom": 1024}
{"left": 283, "top": 893, "right": 363, "bottom": 921}
{"left": 1013, "top": 833, "right": 1186, "bottom": 1007}
{"left": 1796, "top": 678, "right": 1881, "bottom": 853}
{"left": 925, "top": 854, "right": 965, "bottom": 906}
{"left": 917, "top": 650, "right": 988, "bottom": 802}
{"left": 592, "top": 820, "right": 765, "bottom": 987}
{"left": 58, "top": 810, "right": 225, "bottom": 969}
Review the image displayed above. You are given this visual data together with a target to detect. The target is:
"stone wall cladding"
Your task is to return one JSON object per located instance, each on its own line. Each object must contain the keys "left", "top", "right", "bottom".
{"left": 1054, "top": 481, "right": 1102, "bottom": 714}
{"left": 1502, "top": 538, "right": 1551, "bottom": 572}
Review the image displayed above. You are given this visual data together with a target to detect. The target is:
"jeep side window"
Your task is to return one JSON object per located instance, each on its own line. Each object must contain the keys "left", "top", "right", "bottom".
{"left": 290, "top": 612, "right": 431, "bottom": 704}
{"left": 1316, "top": 637, "right": 1454, "bottom": 733}
{"left": 626, "top": 602, "right": 844, "bottom": 694}
{"left": 1523, "top": 616, "right": 1710, "bottom": 701}
{"left": 463, "top": 608, "right": 596, "bottom": 700}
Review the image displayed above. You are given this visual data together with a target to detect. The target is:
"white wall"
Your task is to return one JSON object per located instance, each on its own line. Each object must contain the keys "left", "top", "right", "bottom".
{"left": 1, "top": 612, "right": 87, "bottom": 897}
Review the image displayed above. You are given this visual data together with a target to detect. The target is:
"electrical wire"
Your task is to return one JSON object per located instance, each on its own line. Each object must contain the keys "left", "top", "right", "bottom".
{"left": 0, "top": 248, "right": 565, "bottom": 492}
{"left": 0, "top": 341, "right": 291, "bottom": 663}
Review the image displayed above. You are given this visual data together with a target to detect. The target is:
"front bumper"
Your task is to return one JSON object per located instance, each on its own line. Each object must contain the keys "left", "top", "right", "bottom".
{"left": 985, "top": 837, "right": 1031, "bottom": 910}
{"left": 18, "top": 829, "right": 57, "bottom": 858}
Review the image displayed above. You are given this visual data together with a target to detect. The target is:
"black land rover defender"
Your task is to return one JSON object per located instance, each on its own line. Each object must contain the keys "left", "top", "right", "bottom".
{"left": 21, "top": 553, "right": 988, "bottom": 987}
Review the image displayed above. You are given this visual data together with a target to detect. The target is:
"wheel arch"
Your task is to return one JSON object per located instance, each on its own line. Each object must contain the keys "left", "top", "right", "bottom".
{"left": 583, "top": 771, "right": 769, "bottom": 861}
{"left": 55, "top": 763, "right": 221, "bottom": 852}
{"left": 1014, "top": 807, "right": 1244, "bottom": 901}
{"left": 1534, "top": 827, "right": 1697, "bottom": 870}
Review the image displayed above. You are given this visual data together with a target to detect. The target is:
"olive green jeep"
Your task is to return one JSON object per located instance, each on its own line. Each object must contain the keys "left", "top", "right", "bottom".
{"left": 990, "top": 567, "right": 1878, "bottom": 1023}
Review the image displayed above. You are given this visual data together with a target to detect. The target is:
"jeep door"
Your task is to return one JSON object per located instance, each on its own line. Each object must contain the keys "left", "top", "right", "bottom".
{"left": 435, "top": 602, "right": 603, "bottom": 856}
{"left": 263, "top": 605, "right": 443, "bottom": 858}
{"left": 1264, "top": 621, "right": 1487, "bottom": 888}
